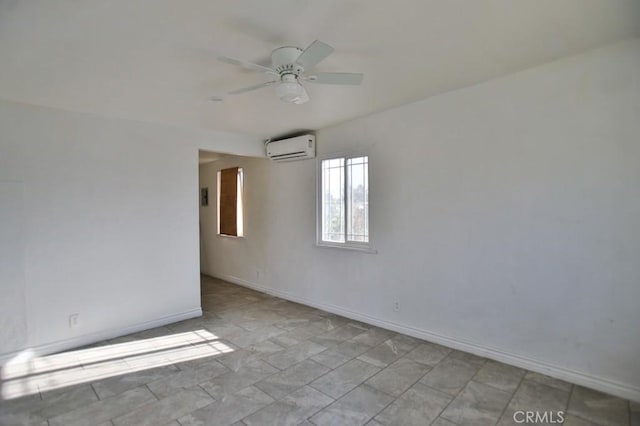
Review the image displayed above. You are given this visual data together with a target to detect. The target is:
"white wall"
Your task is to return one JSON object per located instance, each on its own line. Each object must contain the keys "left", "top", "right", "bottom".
{"left": 0, "top": 100, "right": 262, "bottom": 360}
{"left": 201, "top": 38, "right": 640, "bottom": 400}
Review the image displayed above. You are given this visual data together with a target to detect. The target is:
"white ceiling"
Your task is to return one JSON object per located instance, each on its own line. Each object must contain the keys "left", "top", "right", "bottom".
{"left": 1, "top": 1, "right": 638, "bottom": 138}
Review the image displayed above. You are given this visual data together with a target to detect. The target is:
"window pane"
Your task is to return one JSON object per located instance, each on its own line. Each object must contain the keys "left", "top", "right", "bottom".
{"left": 321, "top": 158, "right": 345, "bottom": 242}
{"left": 346, "top": 157, "right": 369, "bottom": 242}
{"left": 217, "top": 167, "right": 243, "bottom": 237}
{"left": 218, "top": 167, "right": 239, "bottom": 236}
{"left": 236, "top": 168, "right": 244, "bottom": 237}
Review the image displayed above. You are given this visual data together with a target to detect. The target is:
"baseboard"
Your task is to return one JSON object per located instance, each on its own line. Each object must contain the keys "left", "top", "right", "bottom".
{"left": 214, "top": 273, "right": 640, "bottom": 403}
{"left": 0, "top": 307, "right": 202, "bottom": 365}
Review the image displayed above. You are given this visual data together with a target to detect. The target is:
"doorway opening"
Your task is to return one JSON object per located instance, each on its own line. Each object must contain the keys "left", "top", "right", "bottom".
{"left": 198, "top": 150, "right": 247, "bottom": 310}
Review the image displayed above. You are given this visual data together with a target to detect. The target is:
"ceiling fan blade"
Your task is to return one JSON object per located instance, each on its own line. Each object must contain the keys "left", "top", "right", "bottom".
{"left": 228, "top": 80, "right": 278, "bottom": 95}
{"left": 295, "top": 40, "right": 334, "bottom": 70}
{"left": 218, "top": 56, "right": 277, "bottom": 75}
{"left": 305, "top": 72, "right": 364, "bottom": 85}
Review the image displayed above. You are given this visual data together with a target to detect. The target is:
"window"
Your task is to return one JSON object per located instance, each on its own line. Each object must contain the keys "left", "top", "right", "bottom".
{"left": 318, "top": 155, "right": 370, "bottom": 250}
{"left": 217, "top": 167, "right": 243, "bottom": 237}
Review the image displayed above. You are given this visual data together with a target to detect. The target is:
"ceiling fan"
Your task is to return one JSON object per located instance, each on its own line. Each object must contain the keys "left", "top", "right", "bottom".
{"left": 217, "top": 40, "right": 363, "bottom": 105}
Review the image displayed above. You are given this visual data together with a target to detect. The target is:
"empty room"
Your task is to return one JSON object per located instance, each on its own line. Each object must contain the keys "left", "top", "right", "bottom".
{"left": 1, "top": 1, "right": 639, "bottom": 425}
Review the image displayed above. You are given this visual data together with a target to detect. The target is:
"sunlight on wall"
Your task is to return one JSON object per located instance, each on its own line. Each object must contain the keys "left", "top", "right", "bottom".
{"left": 0, "top": 329, "right": 234, "bottom": 400}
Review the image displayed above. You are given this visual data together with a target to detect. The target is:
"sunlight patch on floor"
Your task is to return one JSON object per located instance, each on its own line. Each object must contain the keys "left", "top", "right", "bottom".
{"left": 1, "top": 329, "right": 234, "bottom": 400}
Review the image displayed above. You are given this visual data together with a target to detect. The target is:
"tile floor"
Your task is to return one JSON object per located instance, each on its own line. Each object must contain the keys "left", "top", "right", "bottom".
{"left": 1, "top": 275, "right": 637, "bottom": 426}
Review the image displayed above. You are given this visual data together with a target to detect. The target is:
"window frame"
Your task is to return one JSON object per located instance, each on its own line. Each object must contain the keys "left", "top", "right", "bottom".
{"left": 315, "top": 152, "right": 376, "bottom": 253}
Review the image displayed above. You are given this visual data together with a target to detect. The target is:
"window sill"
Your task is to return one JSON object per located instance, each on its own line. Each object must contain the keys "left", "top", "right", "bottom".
{"left": 217, "top": 234, "right": 244, "bottom": 239}
{"left": 315, "top": 242, "right": 378, "bottom": 254}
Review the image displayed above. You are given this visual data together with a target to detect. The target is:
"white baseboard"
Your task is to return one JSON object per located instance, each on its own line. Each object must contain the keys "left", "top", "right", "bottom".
{"left": 214, "top": 273, "right": 640, "bottom": 403}
{"left": 0, "top": 307, "right": 202, "bottom": 365}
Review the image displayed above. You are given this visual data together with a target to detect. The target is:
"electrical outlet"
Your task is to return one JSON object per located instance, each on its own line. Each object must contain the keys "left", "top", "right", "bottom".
{"left": 393, "top": 301, "right": 400, "bottom": 312}
{"left": 69, "top": 313, "right": 79, "bottom": 328}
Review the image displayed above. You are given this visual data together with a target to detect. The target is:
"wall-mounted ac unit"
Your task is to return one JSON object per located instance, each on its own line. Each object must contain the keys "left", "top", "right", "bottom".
{"left": 266, "top": 134, "right": 315, "bottom": 162}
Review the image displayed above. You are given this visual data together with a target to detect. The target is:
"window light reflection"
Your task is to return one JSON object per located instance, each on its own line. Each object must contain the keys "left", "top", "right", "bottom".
{"left": 1, "top": 329, "right": 234, "bottom": 400}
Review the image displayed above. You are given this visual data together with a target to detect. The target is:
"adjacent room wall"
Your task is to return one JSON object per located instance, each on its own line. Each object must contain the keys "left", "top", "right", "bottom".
{"left": 201, "top": 38, "right": 640, "bottom": 400}
{"left": 0, "top": 99, "right": 263, "bottom": 360}
{"left": 200, "top": 156, "right": 272, "bottom": 282}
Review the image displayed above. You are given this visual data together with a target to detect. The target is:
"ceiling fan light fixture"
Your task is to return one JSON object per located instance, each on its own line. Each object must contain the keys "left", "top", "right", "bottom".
{"left": 275, "top": 80, "right": 305, "bottom": 103}
{"left": 292, "top": 86, "right": 309, "bottom": 104}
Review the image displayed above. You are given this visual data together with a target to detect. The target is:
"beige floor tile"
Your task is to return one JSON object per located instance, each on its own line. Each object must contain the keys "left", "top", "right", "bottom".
{"left": 430, "top": 418, "right": 458, "bottom": 426}
{"left": 243, "top": 385, "right": 333, "bottom": 426}
{"left": 34, "top": 384, "right": 99, "bottom": 419}
{"left": 357, "top": 340, "right": 409, "bottom": 368}
{"left": 112, "top": 387, "right": 213, "bottom": 426}
{"left": 225, "top": 325, "right": 286, "bottom": 348}
{"left": 310, "top": 384, "right": 394, "bottom": 426}
{"left": 508, "top": 379, "right": 570, "bottom": 412}
{"left": 419, "top": 356, "right": 481, "bottom": 395}
{"left": 562, "top": 414, "right": 601, "bottom": 426}
{"left": 310, "top": 324, "right": 371, "bottom": 348}
{"left": 404, "top": 342, "right": 451, "bottom": 367}
{"left": 48, "top": 386, "right": 156, "bottom": 426}
{"left": 198, "top": 358, "right": 278, "bottom": 400}
{"left": 349, "top": 327, "right": 396, "bottom": 347}
{"left": 310, "top": 359, "right": 381, "bottom": 399}
{"left": 0, "top": 393, "right": 44, "bottom": 415}
{"left": 0, "top": 410, "right": 49, "bottom": 426}
{"left": 334, "top": 340, "right": 373, "bottom": 358}
{"left": 567, "top": 386, "right": 629, "bottom": 426}
{"left": 440, "top": 381, "right": 512, "bottom": 426}
{"left": 264, "top": 340, "right": 326, "bottom": 370}
{"left": 631, "top": 401, "right": 640, "bottom": 426}
{"left": 446, "top": 350, "right": 486, "bottom": 368}
{"left": 473, "top": 360, "right": 526, "bottom": 393}
{"left": 523, "top": 371, "right": 573, "bottom": 392}
{"left": 178, "top": 386, "right": 273, "bottom": 426}
{"left": 254, "top": 359, "right": 329, "bottom": 400}
{"left": 312, "top": 348, "right": 354, "bottom": 369}
{"left": 365, "top": 358, "right": 430, "bottom": 397}
{"left": 146, "top": 360, "right": 228, "bottom": 398}
{"left": 375, "top": 382, "right": 452, "bottom": 426}
{"left": 92, "top": 365, "right": 179, "bottom": 399}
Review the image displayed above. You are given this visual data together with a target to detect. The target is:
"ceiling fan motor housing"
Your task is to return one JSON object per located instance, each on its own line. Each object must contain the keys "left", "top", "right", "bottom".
{"left": 271, "top": 47, "right": 304, "bottom": 75}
